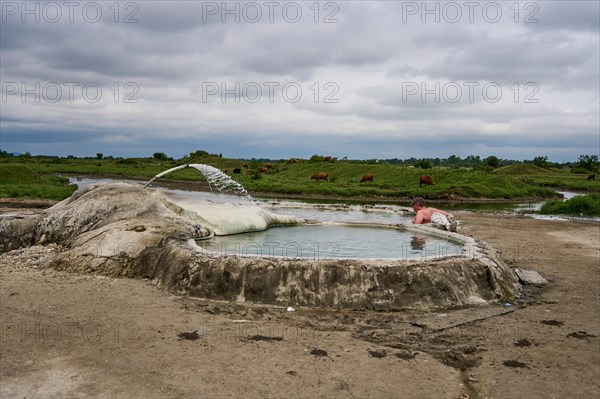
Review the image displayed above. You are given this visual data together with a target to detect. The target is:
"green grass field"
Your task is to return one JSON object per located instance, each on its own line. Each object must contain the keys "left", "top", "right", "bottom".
{"left": 1, "top": 155, "right": 598, "bottom": 202}
{"left": 0, "top": 164, "right": 78, "bottom": 200}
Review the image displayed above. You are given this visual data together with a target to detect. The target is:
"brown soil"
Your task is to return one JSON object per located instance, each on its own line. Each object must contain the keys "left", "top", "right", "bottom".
{"left": 1, "top": 210, "right": 599, "bottom": 398}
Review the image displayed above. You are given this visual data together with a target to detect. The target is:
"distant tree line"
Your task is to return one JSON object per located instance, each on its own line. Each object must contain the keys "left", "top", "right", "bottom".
{"left": 1, "top": 148, "right": 598, "bottom": 172}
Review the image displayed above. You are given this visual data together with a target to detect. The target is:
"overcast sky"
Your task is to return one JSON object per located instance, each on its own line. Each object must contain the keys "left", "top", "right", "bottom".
{"left": 1, "top": 0, "right": 599, "bottom": 162}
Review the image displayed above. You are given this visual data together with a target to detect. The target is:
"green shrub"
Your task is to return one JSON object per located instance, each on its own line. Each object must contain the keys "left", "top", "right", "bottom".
{"left": 415, "top": 160, "right": 431, "bottom": 169}
{"left": 540, "top": 194, "right": 600, "bottom": 217}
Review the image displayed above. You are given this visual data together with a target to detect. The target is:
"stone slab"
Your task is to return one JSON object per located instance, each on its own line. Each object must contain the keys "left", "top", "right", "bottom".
{"left": 515, "top": 268, "right": 549, "bottom": 286}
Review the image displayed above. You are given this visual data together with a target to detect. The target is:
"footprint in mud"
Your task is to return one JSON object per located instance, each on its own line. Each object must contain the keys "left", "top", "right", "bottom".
{"left": 246, "top": 335, "right": 283, "bottom": 342}
{"left": 177, "top": 330, "right": 200, "bottom": 341}
{"left": 541, "top": 319, "right": 564, "bottom": 326}
{"left": 503, "top": 360, "right": 528, "bottom": 368}
{"left": 335, "top": 381, "right": 350, "bottom": 391}
{"left": 309, "top": 348, "right": 334, "bottom": 361}
{"left": 441, "top": 351, "right": 480, "bottom": 371}
{"left": 395, "top": 351, "right": 418, "bottom": 360}
{"left": 567, "top": 331, "right": 597, "bottom": 340}
{"left": 310, "top": 348, "right": 329, "bottom": 357}
{"left": 514, "top": 338, "right": 531, "bottom": 347}
{"left": 367, "top": 349, "right": 387, "bottom": 359}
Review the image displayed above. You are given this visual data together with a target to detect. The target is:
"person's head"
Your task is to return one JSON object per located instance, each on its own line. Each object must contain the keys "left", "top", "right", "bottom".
{"left": 411, "top": 196, "right": 426, "bottom": 211}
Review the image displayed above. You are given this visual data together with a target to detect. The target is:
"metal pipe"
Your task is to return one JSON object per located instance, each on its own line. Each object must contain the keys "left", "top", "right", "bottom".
{"left": 143, "top": 164, "right": 190, "bottom": 188}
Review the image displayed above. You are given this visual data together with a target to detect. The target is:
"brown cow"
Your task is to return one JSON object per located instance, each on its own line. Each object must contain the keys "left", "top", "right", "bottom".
{"left": 324, "top": 156, "right": 333, "bottom": 162}
{"left": 419, "top": 175, "right": 434, "bottom": 187}
{"left": 360, "top": 173, "right": 374, "bottom": 183}
{"left": 258, "top": 167, "right": 268, "bottom": 173}
{"left": 587, "top": 173, "right": 596, "bottom": 181}
{"left": 311, "top": 172, "right": 329, "bottom": 181}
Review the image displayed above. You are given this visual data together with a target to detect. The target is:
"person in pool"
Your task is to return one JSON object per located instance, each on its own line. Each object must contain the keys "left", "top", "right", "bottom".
{"left": 411, "top": 197, "right": 457, "bottom": 231}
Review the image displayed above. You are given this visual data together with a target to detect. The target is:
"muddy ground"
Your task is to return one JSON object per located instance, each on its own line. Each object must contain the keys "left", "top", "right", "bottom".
{"left": 1, "top": 209, "right": 599, "bottom": 398}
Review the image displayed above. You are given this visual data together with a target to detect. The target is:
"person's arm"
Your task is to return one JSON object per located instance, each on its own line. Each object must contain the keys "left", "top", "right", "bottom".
{"left": 428, "top": 207, "right": 449, "bottom": 216}
{"left": 412, "top": 211, "right": 425, "bottom": 224}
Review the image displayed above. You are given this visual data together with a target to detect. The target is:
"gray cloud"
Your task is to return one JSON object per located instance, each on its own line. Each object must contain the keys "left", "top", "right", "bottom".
{"left": 419, "top": 30, "right": 599, "bottom": 89}
{"left": 1, "top": 0, "right": 598, "bottom": 162}
{"left": 534, "top": 1, "right": 600, "bottom": 32}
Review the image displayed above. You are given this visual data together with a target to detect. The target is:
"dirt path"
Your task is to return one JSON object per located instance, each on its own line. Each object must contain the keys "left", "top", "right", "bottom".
{"left": 1, "top": 211, "right": 599, "bottom": 398}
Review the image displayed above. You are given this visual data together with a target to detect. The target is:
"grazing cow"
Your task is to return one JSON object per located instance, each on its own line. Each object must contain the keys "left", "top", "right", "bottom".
{"left": 419, "top": 175, "right": 434, "bottom": 187}
{"left": 324, "top": 156, "right": 333, "bottom": 162}
{"left": 265, "top": 163, "right": 274, "bottom": 169}
{"left": 360, "top": 173, "right": 374, "bottom": 183}
{"left": 587, "top": 173, "right": 596, "bottom": 181}
{"left": 258, "top": 167, "right": 269, "bottom": 173}
{"left": 233, "top": 168, "right": 241, "bottom": 174}
{"left": 311, "top": 172, "right": 329, "bottom": 181}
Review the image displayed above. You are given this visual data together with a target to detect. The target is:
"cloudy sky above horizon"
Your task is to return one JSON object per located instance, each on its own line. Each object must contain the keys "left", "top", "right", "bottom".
{"left": 1, "top": 0, "right": 599, "bottom": 162}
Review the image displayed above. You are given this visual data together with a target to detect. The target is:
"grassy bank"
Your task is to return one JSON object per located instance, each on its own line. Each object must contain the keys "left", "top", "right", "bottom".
{"left": 0, "top": 164, "right": 78, "bottom": 200}
{"left": 540, "top": 194, "right": 600, "bottom": 217}
{"left": 1, "top": 156, "right": 597, "bottom": 201}
{"left": 495, "top": 164, "right": 598, "bottom": 191}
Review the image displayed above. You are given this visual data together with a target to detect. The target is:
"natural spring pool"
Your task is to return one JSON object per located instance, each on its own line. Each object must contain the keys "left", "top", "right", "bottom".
{"left": 46, "top": 177, "right": 520, "bottom": 309}
{"left": 195, "top": 224, "right": 463, "bottom": 260}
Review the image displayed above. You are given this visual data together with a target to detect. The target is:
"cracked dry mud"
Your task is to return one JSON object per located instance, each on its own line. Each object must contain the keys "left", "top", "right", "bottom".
{"left": 1, "top": 209, "right": 599, "bottom": 399}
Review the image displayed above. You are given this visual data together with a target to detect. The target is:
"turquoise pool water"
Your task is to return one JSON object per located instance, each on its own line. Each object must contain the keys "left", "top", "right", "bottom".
{"left": 196, "top": 224, "right": 463, "bottom": 260}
